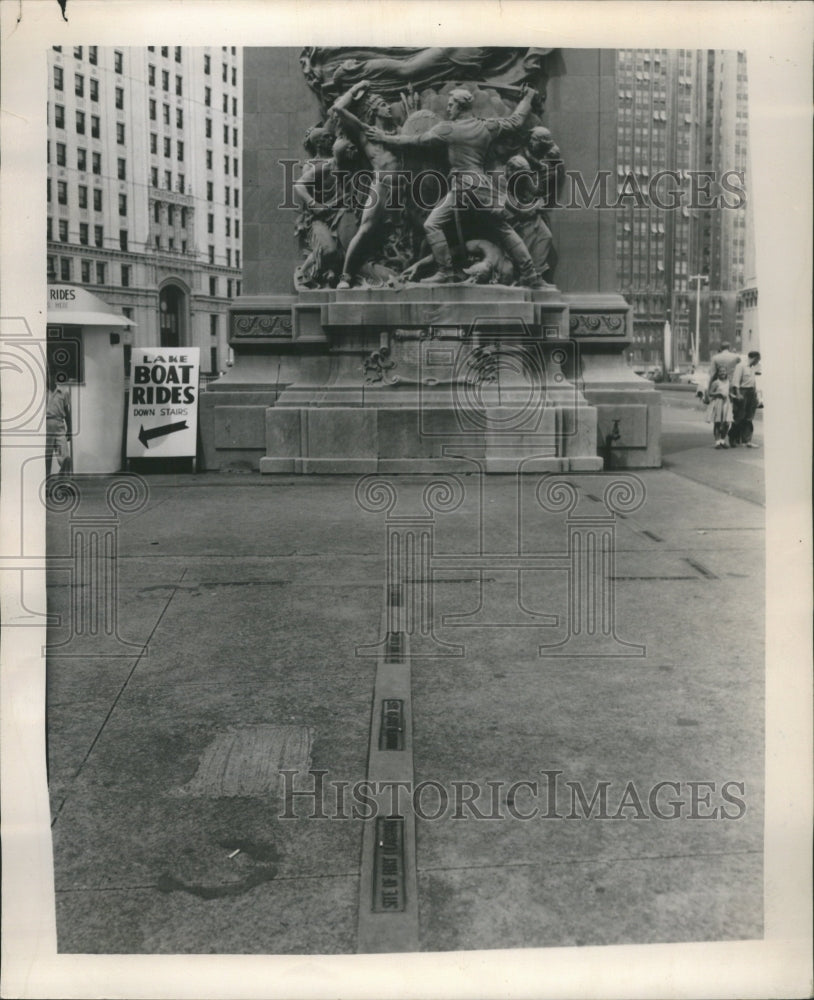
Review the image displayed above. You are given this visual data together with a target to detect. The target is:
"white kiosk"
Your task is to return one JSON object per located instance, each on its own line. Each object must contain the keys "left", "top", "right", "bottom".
{"left": 46, "top": 284, "right": 135, "bottom": 474}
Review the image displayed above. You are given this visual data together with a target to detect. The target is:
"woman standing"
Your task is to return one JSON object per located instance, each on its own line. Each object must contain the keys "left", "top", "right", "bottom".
{"left": 705, "top": 364, "right": 733, "bottom": 449}
{"left": 45, "top": 367, "right": 71, "bottom": 475}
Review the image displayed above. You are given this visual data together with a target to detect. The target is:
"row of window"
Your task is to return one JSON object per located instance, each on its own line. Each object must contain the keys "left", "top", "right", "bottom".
{"left": 53, "top": 46, "right": 122, "bottom": 72}
{"left": 203, "top": 92, "right": 240, "bottom": 115}
{"left": 153, "top": 202, "right": 189, "bottom": 227}
{"left": 49, "top": 114, "right": 125, "bottom": 145}
{"left": 150, "top": 134, "right": 185, "bottom": 160}
{"left": 149, "top": 168, "right": 187, "bottom": 192}
{"left": 48, "top": 254, "right": 128, "bottom": 285}
{"left": 208, "top": 277, "right": 240, "bottom": 298}
{"left": 49, "top": 145, "right": 123, "bottom": 177}
{"left": 48, "top": 181, "right": 128, "bottom": 216}
{"left": 147, "top": 46, "right": 183, "bottom": 62}
{"left": 48, "top": 222, "right": 128, "bottom": 251}
{"left": 206, "top": 213, "right": 240, "bottom": 238}
{"left": 148, "top": 66, "right": 183, "bottom": 95}
{"left": 148, "top": 101, "right": 185, "bottom": 127}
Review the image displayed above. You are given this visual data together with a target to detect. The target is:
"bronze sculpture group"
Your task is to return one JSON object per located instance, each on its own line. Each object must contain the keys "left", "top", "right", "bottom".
{"left": 292, "top": 47, "right": 565, "bottom": 292}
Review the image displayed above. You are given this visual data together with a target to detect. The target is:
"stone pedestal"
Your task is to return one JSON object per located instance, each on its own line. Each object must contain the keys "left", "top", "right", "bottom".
{"left": 199, "top": 284, "right": 659, "bottom": 474}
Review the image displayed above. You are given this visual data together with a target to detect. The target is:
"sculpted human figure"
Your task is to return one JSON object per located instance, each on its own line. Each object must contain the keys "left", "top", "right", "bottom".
{"left": 328, "top": 81, "right": 405, "bottom": 289}
{"left": 292, "top": 135, "right": 359, "bottom": 289}
{"left": 366, "top": 85, "right": 546, "bottom": 286}
{"left": 503, "top": 154, "right": 554, "bottom": 281}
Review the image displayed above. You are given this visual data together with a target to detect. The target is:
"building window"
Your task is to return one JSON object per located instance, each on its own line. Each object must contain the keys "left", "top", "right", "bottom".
{"left": 175, "top": 75, "right": 182, "bottom": 96}
{"left": 59, "top": 219, "right": 68, "bottom": 241}
{"left": 47, "top": 218, "right": 52, "bottom": 240}
{"left": 227, "top": 278, "right": 233, "bottom": 298}
{"left": 81, "top": 259, "right": 91, "bottom": 283}
{"left": 232, "top": 66, "right": 237, "bottom": 87}
{"left": 154, "top": 202, "right": 161, "bottom": 223}
{"left": 223, "top": 123, "right": 229, "bottom": 143}
{"left": 168, "top": 237, "right": 174, "bottom": 251}
{"left": 88, "top": 46, "right": 97, "bottom": 65}
{"left": 177, "top": 174, "right": 185, "bottom": 193}
{"left": 161, "top": 46, "right": 169, "bottom": 57}
{"left": 162, "top": 136, "right": 171, "bottom": 158}
{"left": 225, "top": 186, "right": 230, "bottom": 206}
{"left": 117, "top": 157, "right": 126, "bottom": 180}
{"left": 209, "top": 276, "right": 217, "bottom": 296}
{"left": 122, "top": 307, "right": 133, "bottom": 321}
{"left": 225, "top": 217, "right": 231, "bottom": 236}
{"left": 181, "top": 240, "right": 187, "bottom": 253}
{"left": 94, "top": 225, "right": 103, "bottom": 247}
{"left": 150, "top": 132, "right": 157, "bottom": 154}
{"left": 174, "top": 46, "right": 181, "bottom": 63}
{"left": 210, "top": 314, "right": 218, "bottom": 337}
{"left": 163, "top": 103, "right": 170, "bottom": 124}
{"left": 121, "top": 265, "right": 131, "bottom": 287}
{"left": 79, "top": 222, "right": 89, "bottom": 245}
{"left": 234, "top": 189, "right": 239, "bottom": 208}
{"left": 206, "top": 149, "right": 213, "bottom": 169}
{"left": 205, "top": 118, "right": 212, "bottom": 138}
{"left": 232, "top": 97, "right": 237, "bottom": 116}
{"left": 75, "top": 73, "right": 84, "bottom": 96}
{"left": 91, "top": 115, "right": 100, "bottom": 138}
{"left": 235, "top": 219, "right": 239, "bottom": 237}
{"left": 206, "top": 181, "right": 213, "bottom": 201}
{"left": 78, "top": 184, "right": 87, "bottom": 208}
{"left": 235, "top": 250, "right": 240, "bottom": 268}
{"left": 90, "top": 78, "right": 98, "bottom": 101}
{"left": 54, "top": 66, "right": 63, "bottom": 90}
{"left": 119, "top": 230, "right": 128, "bottom": 251}
{"left": 208, "top": 246, "right": 215, "bottom": 264}
{"left": 224, "top": 154, "right": 230, "bottom": 175}
{"left": 60, "top": 257, "right": 72, "bottom": 281}
{"left": 226, "top": 249, "right": 231, "bottom": 267}
{"left": 93, "top": 189, "right": 102, "bottom": 211}
{"left": 149, "top": 65, "right": 156, "bottom": 86}
{"left": 155, "top": 236, "right": 161, "bottom": 250}
{"left": 222, "top": 63, "right": 228, "bottom": 82}
{"left": 180, "top": 207, "right": 187, "bottom": 228}
{"left": 96, "top": 262, "right": 106, "bottom": 284}
{"left": 205, "top": 86, "right": 212, "bottom": 108}
{"left": 56, "top": 142, "right": 66, "bottom": 166}
{"left": 177, "top": 141, "right": 184, "bottom": 162}
{"left": 76, "top": 110, "right": 85, "bottom": 134}
{"left": 57, "top": 180, "right": 67, "bottom": 204}
{"left": 114, "top": 51, "right": 123, "bottom": 73}
{"left": 236, "top": 281, "right": 241, "bottom": 296}
{"left": 207, "top": 213, "right": 214, "bottom": 233}
{"left": 92, "top": 151, "right": 101, "bottom": 174}
{"left": 151, "top": 166, "right": 158, "bottom": 186}
{"left": 167, "top": 204, "right": 175, "bottom": 225}
{"left": 117, "top": 122, "right": 125, "bottom": 145}
{"left": 204, "top": 54, "right": 210, "bottom": 74}
{"left": 115, "top": 87, "right": 124, "bottom": 109}
{"left": 176, "top": 107, "right": 183, "bottom": 128}
{"left": 162, "top": 69, "right": 169, "bottom": 91}
{"left": 233, "top": 127, "right": 238, "bottom": 147}
{"left": 222, "top": 93, "right": 229, "bottom": 113}
{"left": 149, "top": 98, "right": 156, "bottom": 120}
{"left": 233, "top": 157, "right": 238, "bottom": 177}
{"left": 55, "top": 104, "right": 65, "bottom": 128}
{"left": 164, "top": 170, "right": 172, "bottom": 189}
{"left": 118, "top": 194, "right": 127, "bottom": 216}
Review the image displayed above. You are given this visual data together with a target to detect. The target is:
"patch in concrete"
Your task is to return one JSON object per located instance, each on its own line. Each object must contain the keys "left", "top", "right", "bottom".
{"left": 172, "top": 724, "right": 312, "bottom": 798}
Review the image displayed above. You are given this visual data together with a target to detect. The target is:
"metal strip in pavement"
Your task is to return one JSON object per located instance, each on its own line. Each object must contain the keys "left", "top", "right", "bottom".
{"left": 356, "top": 595, "right": 419, "bottom": 953}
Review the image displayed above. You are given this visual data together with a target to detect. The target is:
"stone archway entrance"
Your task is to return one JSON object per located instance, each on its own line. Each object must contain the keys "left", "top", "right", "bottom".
{"left": 159, "top": 283, "right": 186, "bottom": 347}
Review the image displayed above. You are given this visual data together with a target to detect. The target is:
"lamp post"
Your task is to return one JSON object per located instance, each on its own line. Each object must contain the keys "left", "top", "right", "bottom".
{"left": 689, "top": 273, "right": 708, "bottom": 368}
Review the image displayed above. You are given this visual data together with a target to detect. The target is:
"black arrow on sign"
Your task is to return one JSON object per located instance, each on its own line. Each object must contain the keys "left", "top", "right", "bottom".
{"left": 138, "top": 420, "right": 188, "bottom": 448}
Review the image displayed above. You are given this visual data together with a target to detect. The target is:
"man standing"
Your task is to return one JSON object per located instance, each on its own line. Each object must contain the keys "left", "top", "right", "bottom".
{"left": 731, "top": 350, "right": 762, "bottom": 448}
{"left": 366, "top": 86, "right": 546, "bottom": 287}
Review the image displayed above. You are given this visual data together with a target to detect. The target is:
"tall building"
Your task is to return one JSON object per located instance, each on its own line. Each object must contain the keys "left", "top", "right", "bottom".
{"left": 615, "top": 48, "right": 750, "bottom": 367}
{"left": 46, "top": 45, "right": 243, "bottom": 375}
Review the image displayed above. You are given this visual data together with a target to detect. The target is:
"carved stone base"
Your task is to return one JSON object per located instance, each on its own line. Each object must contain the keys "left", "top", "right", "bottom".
{"left": 199, "top": 286, "right": 657, "bottom": 473}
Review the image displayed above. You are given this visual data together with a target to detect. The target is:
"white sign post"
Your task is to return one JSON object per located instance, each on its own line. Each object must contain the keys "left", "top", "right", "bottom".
{"left": 126, "top": 347, "right": 200, "bottom": 462}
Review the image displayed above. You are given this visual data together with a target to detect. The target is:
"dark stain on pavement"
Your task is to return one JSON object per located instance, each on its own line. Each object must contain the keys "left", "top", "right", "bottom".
{"left": 157, "top": 839, "right": 279, "bottom": 900}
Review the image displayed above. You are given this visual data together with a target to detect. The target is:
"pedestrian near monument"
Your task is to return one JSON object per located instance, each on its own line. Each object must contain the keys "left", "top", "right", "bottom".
{"left": 706, "top": 341, "right": 741, "bottom": 445}
{"left": 706, "top": 365, "right": 733, "bottom": 448}
{"left": 731, "top": 351, "right": 762, "bottom": 448}
{"left": 45, "top": 367, "right": 71, "bottom": 475}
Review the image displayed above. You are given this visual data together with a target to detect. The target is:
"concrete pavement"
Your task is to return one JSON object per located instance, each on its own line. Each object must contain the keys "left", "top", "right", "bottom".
{"left": 46, "top": 407, "right": 764, "bottom": 954}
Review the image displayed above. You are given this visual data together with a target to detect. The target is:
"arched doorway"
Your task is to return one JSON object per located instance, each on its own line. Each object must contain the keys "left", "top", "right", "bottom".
{"left": 159, "top": 283, "right": 186, "bottom": 347}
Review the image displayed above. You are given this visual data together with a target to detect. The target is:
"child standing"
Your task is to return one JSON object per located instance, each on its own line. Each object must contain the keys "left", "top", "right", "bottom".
{"left": 705, "top": 365, "right": 733, "bottom": 448}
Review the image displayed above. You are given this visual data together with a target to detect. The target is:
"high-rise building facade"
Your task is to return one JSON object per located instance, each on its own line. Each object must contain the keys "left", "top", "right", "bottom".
{"left": 615, "top": 48, "right": 750, "bottom": 367}
{"left": 46, "top": 45, "right": 242, "bottom": 375}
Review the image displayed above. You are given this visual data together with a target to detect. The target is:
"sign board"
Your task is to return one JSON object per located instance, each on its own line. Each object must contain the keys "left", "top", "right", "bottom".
{"left": 126, "top": 347, "right": 200, "bottom": 458}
